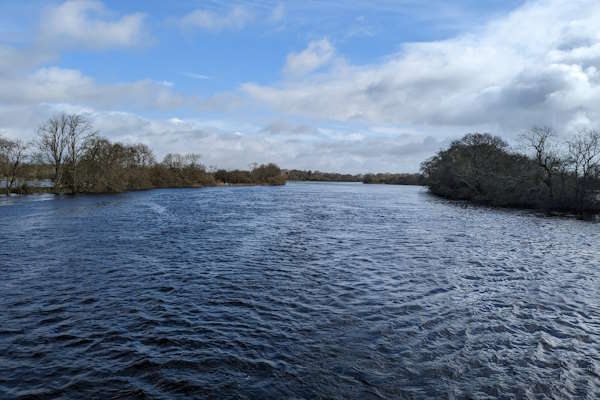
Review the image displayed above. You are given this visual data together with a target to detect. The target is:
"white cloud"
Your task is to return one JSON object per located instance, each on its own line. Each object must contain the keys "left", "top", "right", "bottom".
{"left": 0, "top": 45, "right": 54, "bottom": 74}
{"left": 283, "top": 38, "right": 336, "bottom": 77}
{"left": 179, "top": 5, "right": 253, "bottom": 32}
{"left": 77, "top": 111, "right": 445, "bottom": 172}
{"left": 244, "top": 0, "right": 600, "bottom": 137}
{"left": 39, "top": 0, "right": 147, "bottom": 50}
{"left": 8, "top": 0, "right": 600, "bottom": 173}
{"left": 0, "top": 67, "right": 184, "bottom": 111}
{"left": 0, "top": 93, "right": 448, "bottom": 173}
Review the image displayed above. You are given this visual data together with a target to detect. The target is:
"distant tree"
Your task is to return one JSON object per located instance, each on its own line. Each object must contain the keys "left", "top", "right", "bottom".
{"left": 284, "top": 169, "right": 363, "bottom": 182}
{"left": 0, "top": 136, "right": 28, "bottom": 195}
{"left": 251, "top": 163, "right": 284, "bottom": 184}
{"left": 214, "top": 169, "right": 252, "bottom": 184}
{"left": 0, "top": 135, "right": 8, "bottom": 177}
{"left": 567, "top": 129, "right": 600, "bottom": 212}
{"left": 362, "top": 173, "right": 423, "bottom": 185}
{"left": 37, "top": 114, "right": 69, "bottom": 190}
{"left": 130, "top": 143, "right": 155, "bottom": 167}
{"left": 520, "top": 126, "right": 562, "bottom": 201}
{"left": 64, "top": 114, "right": 96, "bottom": 193}
{"left": 0, "top": 136, "right": 12, "bottom": 194}
{"left": 184, "top": 153, "right": 202, "bottom": 168}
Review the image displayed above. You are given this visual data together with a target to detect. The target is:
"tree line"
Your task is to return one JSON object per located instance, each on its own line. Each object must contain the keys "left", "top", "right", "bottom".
{"left": 284, "top": 169, "right": 363, "bottom": 182}
{"left": 421, "top": 129, "right": 600, "bottom": 215}
{"left": 362, "top": 173, "right": 424, "bottom": 185}
{"left": 284, "top": 169, "right": 423, "bottom": 185}
{"left": 0, "top": 113, "right": 285, "bottom": 195}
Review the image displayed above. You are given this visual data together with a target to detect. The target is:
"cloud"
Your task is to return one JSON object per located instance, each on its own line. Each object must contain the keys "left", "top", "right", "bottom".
{"left": 283, "top": 38, "right": 335, "bottom": 77}
{"left": 9, "top": 0, "right": 600, "bottom": 173}
{"left": 244, "top": 0, "right": 600, "bottom": 137}
{"left": 260, "top": 121, "right": 321, "bottom": 137}
{"left": 39, "top": 0, "right": 147, "bottom": 49}
{"left": 0, "top": 45, "right": 54, "bottom": 74}
{"left": 180, "top": 72, "right": 211, "bottom": 80}
{"left": 0, "top": 93, "right": 447, "bottom": 173}
{"left": 0, "top": 67, "right": 184, "bottom": 111}
{"left": 179, "top": 5, "right": 253, "bottom": 32}
{"left": 82, "top": 112, "right": 445, "bottom": 173}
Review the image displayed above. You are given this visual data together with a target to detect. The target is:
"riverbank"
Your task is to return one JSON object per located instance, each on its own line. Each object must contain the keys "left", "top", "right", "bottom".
{"left": 426, "top": 189, "right": 600, "bottom": 221}
{"left": 2, "top": 180, "right": 286, "bottom": 196}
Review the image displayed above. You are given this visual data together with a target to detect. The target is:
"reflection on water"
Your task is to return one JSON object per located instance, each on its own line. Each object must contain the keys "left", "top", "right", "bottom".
{"left": 1, "top": 182, "right": 599, "bottom": 399}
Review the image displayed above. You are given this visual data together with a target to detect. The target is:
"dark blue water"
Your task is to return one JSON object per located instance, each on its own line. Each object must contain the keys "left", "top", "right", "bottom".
{"left": 1, "top": 182, "right": 600, "bottom": 399}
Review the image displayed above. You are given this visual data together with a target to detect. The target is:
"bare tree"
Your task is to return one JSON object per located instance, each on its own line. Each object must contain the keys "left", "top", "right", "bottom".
{"left": 65, "top": 114, "right": 96, "bottom": 193}
{"left": 0, "top": 137, "right": 28, "bottom": 195}
{"left": 567, "top": 129, "right": 600, "bottom": 211}
{"left": 184, "top": 153, "right": 202, "bottom": 168}
{"left": 520, "top": 126, "right": 562, "bottom": 200}
{"left": 0, "top": 135, "right": 10, "bottom": 193}
{"left": 37, "top": 114, "right": 68, "bottom": 190}
{"left": 163, "top": 153, "right": 185, "bottom": 169}
{"left": 130, "top": 143, "right": 155, "bottom": 167}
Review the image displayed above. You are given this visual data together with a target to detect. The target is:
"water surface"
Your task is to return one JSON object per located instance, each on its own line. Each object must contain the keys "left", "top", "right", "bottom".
{"left": 1, "top": 182, "right": 599, "bottom": 399}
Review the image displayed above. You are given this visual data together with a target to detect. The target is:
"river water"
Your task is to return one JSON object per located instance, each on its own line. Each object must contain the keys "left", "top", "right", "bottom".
{"left": 1, "top": 182, "right": 599, "bottom": 399}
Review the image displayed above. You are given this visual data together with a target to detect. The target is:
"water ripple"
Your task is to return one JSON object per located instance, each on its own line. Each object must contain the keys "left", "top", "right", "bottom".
{"left": 1, "top": 183, "right": 600, "bottom": 399}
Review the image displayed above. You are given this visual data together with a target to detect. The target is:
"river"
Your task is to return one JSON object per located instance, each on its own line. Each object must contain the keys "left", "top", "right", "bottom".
{"left": 1, "top": 182, "right": 599, "bottom": 399}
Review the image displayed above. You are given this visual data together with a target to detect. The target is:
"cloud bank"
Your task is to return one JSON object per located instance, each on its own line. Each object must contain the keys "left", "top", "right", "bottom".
{"left": 244, "top": 0, "right": 600, "bottom": 137}
{"left": 4, "top": 0, "right": 600, "bottom": 173}
{"left": 40, "top": 0, "right": 147, "bottom": 49}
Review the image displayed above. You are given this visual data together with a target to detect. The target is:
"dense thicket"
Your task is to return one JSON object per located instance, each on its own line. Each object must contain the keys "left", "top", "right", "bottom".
{"left": 0, "top": 114, "right": 286, "bottom": 195}
{"left": 421, "top": 131, "right": 600, "bottom": 215}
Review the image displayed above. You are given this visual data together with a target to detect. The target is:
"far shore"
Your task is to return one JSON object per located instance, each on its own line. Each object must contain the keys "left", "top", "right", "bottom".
{"left": 1, "top": 178, "right": 429, "bottom": 197}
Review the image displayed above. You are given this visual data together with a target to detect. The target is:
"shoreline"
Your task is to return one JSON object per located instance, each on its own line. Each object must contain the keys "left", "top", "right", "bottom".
{"left": 427, "top": 190, "right": 600, "bottom": 221}
{"left": 1, "top": 181, "right": 287, "bottom": 197}
{"left": 4, "top": 182, "right": 597, "bottom": 222}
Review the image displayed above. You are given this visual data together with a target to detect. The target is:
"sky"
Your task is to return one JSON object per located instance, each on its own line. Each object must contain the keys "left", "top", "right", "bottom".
{"left": 2, "top": 0, "right": 600, "bottom": 173}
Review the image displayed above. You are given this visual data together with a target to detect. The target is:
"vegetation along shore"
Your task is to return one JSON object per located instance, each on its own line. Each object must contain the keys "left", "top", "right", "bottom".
{"left": 0, "top": 113, "right": 287, "bottom": 195}
{"left": 3, "top": 113, "right": 600, "bottom": 217}
{"left": 0, "top": 113, "right": 424, "bottom": 195}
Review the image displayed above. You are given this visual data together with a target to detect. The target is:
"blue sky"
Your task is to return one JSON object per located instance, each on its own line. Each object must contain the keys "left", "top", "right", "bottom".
{"left": 10, "top": 1, "right": 522, "bottom": 97}
{"left": 1, "top": 0, "right": 599, "bottom": 172}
